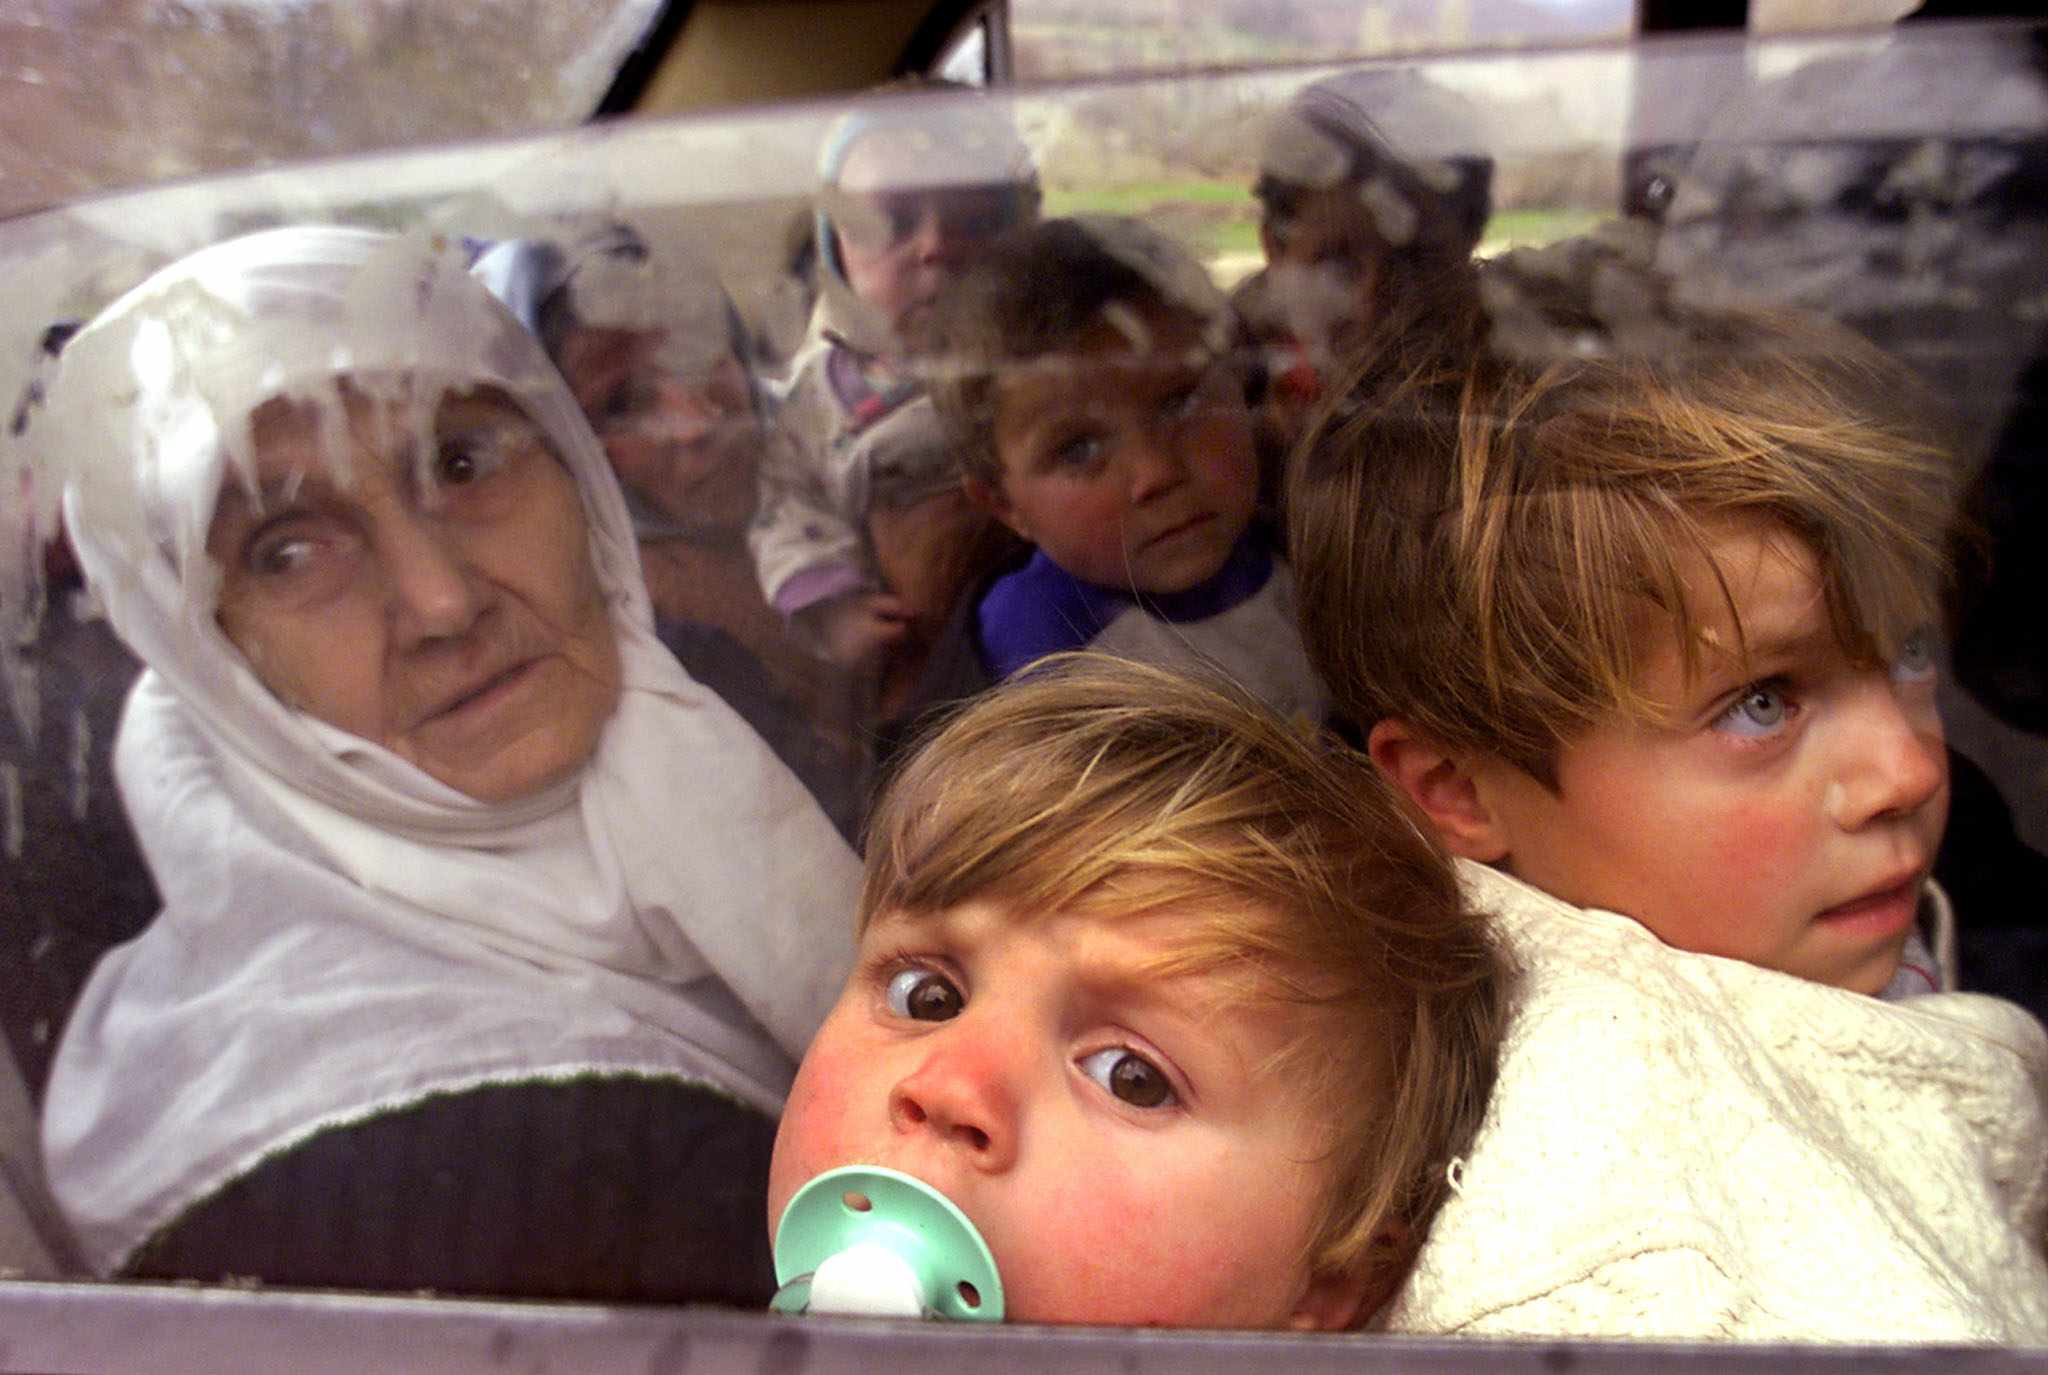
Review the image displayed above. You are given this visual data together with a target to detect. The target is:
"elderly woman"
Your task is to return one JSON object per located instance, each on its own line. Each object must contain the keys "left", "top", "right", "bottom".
{"left": 35, "top": 226, "right": 861, "bottom": 1303}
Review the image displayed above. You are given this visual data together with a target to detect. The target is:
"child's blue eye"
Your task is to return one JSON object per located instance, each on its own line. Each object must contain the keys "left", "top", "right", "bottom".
{"left": 885, "top": 967, "right": 963, "bottom": 1022}
{"left": 1159, "top": 385, "right": 1202, "bottom": 423}
{"left": 1052, "top": 434, "right": 1104, "bottom": 472}
{"left": 1892, "top": 627, "right": 1937, "bottom": 683}
{"left": 1076, "top": 1048, "right": 1176, "bottom": 1108}
{"left": 1714, "top": 682, "right": 1793, "bottom": 738}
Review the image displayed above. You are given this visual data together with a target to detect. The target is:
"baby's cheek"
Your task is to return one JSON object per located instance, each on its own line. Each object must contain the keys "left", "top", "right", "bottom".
{"left": 1008, "top": 1188, "right": 1280, "bottom": 1327}
{"left": 768, "top": 1040, "right": 868, "bottom": 1207}
{"left": 1006, "top": 1200, "right": 1186, "bottom": 1324}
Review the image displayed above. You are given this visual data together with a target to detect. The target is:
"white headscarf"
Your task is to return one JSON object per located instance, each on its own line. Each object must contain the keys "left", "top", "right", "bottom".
{"left": 39, "top": 226, "right": 861, "bottom": 1272}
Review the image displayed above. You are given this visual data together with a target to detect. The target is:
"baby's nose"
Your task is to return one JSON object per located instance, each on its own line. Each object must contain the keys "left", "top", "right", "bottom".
{"left": 887, "top": 1036, "right": 1018, "bottom": 1173}
{"left": 907, "top": 203, "right": 970, "bottom": 264}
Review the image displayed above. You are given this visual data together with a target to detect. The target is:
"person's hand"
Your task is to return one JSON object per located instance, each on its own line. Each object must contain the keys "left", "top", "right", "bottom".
{"left": 797, "top": 592, "right": 914, "bottom": 672}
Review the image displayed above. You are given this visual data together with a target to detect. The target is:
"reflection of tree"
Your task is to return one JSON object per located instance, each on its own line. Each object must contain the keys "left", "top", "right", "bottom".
{"left": 1214, "top": 0, "right": 1324, "bottom": 45}
{"left": 1010, "top": 0, "right": 1630, "bottom": 81}
{"left": 1058, "top": 85, "right": 1268, "bottom": 181}
{"left": 0, "top": 0, "right": 651, "bottom": 217}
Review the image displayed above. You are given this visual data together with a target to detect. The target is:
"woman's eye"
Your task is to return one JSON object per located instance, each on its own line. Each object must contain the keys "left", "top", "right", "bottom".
{"left": 601, "top": 382, "right": 650, "bottom": 423}
{"left": 248, "top": 533, "right": 318, "bottom": 578}
{"left": 1892, "top": 627, "right": 1937, "bottom": 683}
{"left": 433, "top": 435, "right": 510, "bottom": 489}
{"left": 884, "top": 967, "right": 963, "bottom": 1022}
{"left": 1077, "top": 1048, "right": 1177, "bottom": 1109}
{"left": 1714, "top": 681, "right": 1794, "bottom": 738}
{"left": 440, "top": 446, "right": 479, "bottom": 485}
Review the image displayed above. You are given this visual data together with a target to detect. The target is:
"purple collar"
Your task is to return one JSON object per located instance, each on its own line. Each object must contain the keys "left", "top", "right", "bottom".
{"left": 977, "top": 534, "right": 1275, "bottom": 680}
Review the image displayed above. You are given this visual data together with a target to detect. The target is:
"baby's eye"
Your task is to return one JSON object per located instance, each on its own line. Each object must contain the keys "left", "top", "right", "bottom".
{"left": 1713, "top": 681, "right": 1795, "bottom": 739}
{"left": 1077, "top": 1048, "right": 1177, "bottom": 1109}
{"left": 885, "top": 967, "right": 963, "bottom": 1022}
{"left": 1892, "top": 627, "right": 1937, "bottom": 683}
{"left": 881, "top": 196, "right": 925, "bottom": 246}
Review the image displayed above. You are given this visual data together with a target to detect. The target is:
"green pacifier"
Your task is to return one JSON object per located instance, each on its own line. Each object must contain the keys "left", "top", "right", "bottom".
{"left": 770, "top": 1166, "right": 1005, "bottom": 1322}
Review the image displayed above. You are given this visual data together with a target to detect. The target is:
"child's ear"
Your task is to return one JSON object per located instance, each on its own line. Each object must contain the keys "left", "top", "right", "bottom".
{"left": 1286, "top": 1257, "right": 1397, "bottom": 1332}
{"left": 1287, "top": 1222, "right": 1413, "bottom": 1331}
{"left": 1366, "top": 719, "right": 1510, "bottom": 863}
{"left": 963, "top": 472, "right": 1031, "bottom": 543}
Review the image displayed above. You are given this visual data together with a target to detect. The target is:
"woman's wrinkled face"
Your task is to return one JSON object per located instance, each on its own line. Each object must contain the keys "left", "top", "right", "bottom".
{"left": 207, "top": 381, "right": 622, "bottom": 803}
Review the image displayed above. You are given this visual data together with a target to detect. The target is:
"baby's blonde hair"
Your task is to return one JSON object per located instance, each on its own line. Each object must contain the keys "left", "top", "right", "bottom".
{"left": 860, "top": 655, "right": 1507, "bottom": 1297}
{"left": 1291, "top": 288, "right": 1958, "bottom": 786}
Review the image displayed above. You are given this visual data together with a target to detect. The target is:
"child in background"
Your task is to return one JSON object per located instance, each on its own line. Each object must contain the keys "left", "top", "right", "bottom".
{"left": 768, "top": 654, "right": 1507, "bottom": 1328}
{"left": 473, "top": 228, "right": 861, "bottom": 834}
{"left": 1289, "top": 260, "right": 2048, "bottom": 1340}
{"left": 1236, "top": 70, "right": 1491, "bottom": 477}
{"left": 918, "top": 215, "right": 1328, "bottom": 725}
{"left": 751, "top": 87, "right": 1038, "bottom": 710}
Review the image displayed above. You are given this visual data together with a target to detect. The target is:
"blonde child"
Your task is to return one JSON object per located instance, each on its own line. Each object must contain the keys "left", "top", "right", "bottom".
{"left": 768, "top": 655, "right": 1507, "bottom": 1328}
{"left": 1290, "top": 265, "right": 2048, "bottom": 1340}
{"left": 917, "top": 215, "right": 1328, "bottom": 724}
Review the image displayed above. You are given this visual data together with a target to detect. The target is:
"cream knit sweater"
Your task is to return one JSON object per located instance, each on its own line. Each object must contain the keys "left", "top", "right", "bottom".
{"left": 1388, "top": 861, "right": 2048, "bottom": 1342}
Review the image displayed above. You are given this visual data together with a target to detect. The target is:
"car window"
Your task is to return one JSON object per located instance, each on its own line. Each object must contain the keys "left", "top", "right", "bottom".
{"left": 0, "top": 16, "right": 2045, "bottom": 1368}
{"left": 0, "top": 0, "right": 665, "bottom": 217}
{"left": 1004, "top": 0, "right": 1633, "bottom": 81}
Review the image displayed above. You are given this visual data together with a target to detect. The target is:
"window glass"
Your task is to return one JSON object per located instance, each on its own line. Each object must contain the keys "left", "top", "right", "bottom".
{"left": 0, "top": 0, "right": 664, "bottom": 217}
{"left": 0, "top": 20, "right": 2044, "bottom": 1361}
{"left": 1008, "top": 0, "right": 1633, "bottom": 81}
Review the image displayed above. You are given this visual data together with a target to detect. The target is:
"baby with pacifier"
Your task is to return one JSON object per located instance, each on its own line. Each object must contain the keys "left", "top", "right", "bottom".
{"left": 765, "top": 654, "right": 1507, "bottom": 1327}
